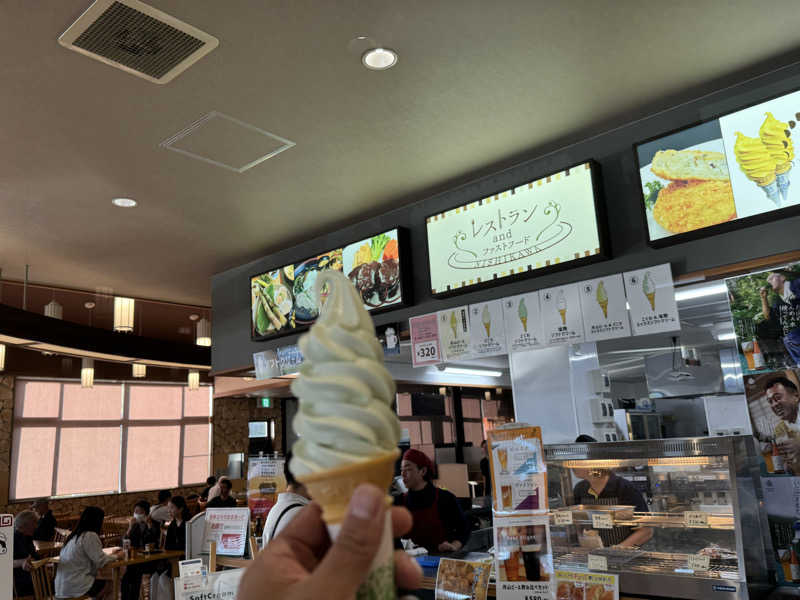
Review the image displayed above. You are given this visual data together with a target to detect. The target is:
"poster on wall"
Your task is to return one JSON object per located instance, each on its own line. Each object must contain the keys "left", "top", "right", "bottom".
{"left": 579, "top": 274, "right": 631, "bottom": 342}
{"left": 376, "top": 322, "right": 402, "bottom": 356}
{"left": 202, "top": 508, "right": 251, "bottom": 557}
{"left": 426, "top": 161, "right": 606, "bottom": 296}
{"left": 410, "top": 313, "right": 442, "bottom": 368}
{"left": 469, "top": 300, "right": 508, "bottom": 358}
{"left": 555, "top": 570, "right": 619, "bottom": 600}
{"left": 434, "top": 557, "right": 492, "bottom": 600}
{"left": 623, "top": 263, "right": 680, "bottom": 336}
{"left": 494, "top": 514, "right": 554, "bottom": 600}
{"left": 762, "top": 476, "right": 800, "bottom": 586}
{"left": 725, "top": 262, "right": 800, "bottom": 375}
{"left": 247, "top": 456, "right": 286, "bottom": 520}
{"left": 342, "top": 229, "right": 404, "bottom": 311}
{"left": 502, "top": 292, "right": 545, "bottom": 353}
{"left": 540, "top": 283, "right": 585, "bottom": 345}
{"left": 488, "top": 426, "right": 547, "bottom": 515}
{"left": 0, "top": 515, "right": 11, "bottom": 600}
{"left": 438, "top": 307, "right": 472, "bottom": 361}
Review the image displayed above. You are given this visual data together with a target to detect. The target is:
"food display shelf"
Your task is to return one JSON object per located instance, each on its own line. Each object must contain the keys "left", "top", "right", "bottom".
{"left": 554, "top": 549, "right": 740, "bottom": 580}
{"left": 550, "top": 511, "right": 735, "bottom": 530}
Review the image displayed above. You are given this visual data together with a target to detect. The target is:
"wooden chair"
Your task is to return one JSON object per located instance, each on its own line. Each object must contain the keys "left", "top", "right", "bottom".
{"left": 30, "top": 557, "right": 86, "bottom": 600}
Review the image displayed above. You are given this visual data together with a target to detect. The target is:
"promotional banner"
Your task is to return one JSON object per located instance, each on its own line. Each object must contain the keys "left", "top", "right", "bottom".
{"left": 376, "top": 322, "right": 402, "bottom": 356}
{"left": 494, "top": 514, "right": 553, "bottom": 600}
{"left": 438, "top": 307, "right": 472, "bottom": 361}
{"left": 488, "top": 426, "right": 547, "bottom": 515}
{"left": 623, "top": 263, "right": 680, "bottom": 335}
{"left": 276, "top": 344, "right": 304, "bottom": 375}
{"left": 247, "top": 455, "right": 286, "bottom": 520}
{"left": 469, "top": 300, "right": 508, "bottom": 358}
{"left": 725, "top": 262, "right": 800, "bottom": 374}
{"left": 202, "top": 508, "right": 251, "bottom": 557}
{"left": 555, "top": 570, "right": 618, "bottom": 600}
{"left": 435, "top": 557, "right": 492, "bottom": 600}
{"left": 426, "top": 162, "right": 604, "bottom": 296}
{"left": 410, "top": 313, "right": 442, "bottom": 367}
{"left": 1, "top": 515, "right": 11, "bottom": 600}
{"left": 579, "top": 274, "right": 631, "bottom": 342}
{"left": 253, "top": 350, "right": 280, "bottom": 380}
{"left": 502, "top": 292, "right": 545, "bottom": 353}
{"left": 174, "top": 567, "right": 244, "bottom": 600}
{"left": 541, "top": 283, "right": 585, "bottom": 345}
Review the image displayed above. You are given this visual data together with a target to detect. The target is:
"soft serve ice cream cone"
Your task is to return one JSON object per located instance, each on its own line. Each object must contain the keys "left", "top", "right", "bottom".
{"left": 290, "top": 270, "right": 401, "bottom": 599}
{"left": 734, "top": 131, "right": 781, "bottom": 205}
{"left": 450, "top": 310, "right": 458, "bottom": 339}
{"left": 759, "top": 112, "right": 794, "bottom": 202}
{"left": 482, "top": 305, "right": 492, "bottom": 337}
{"left": 518, "top": 298, "right": 528, "bottom": 333}
{"left": 596, "top": 281, "right": 609, "bottom": 319}
{"left": 642, "top": 271, "right": 656, "bottom": 311}
{"left": 556, "top": 290, "right": 567, "bottom": 325}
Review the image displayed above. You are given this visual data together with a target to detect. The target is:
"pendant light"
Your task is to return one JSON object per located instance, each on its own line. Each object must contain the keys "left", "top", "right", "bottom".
{"left": 196, "top": 317, "right": 212, "bottom": 347}
{"left": 0, "top": 344, "right": 5, "bottom": 371}
{"left": 44, "top": 299, "right": 63, "bottom": 319}
{"left": 113, "top": 297, "right": 135, "bottom": 332}
{"left": 132, "top": 363, "right": 147, "bottom": 378}
{"left": 81, "top": 358, "right": 94, "bottom": 388}
{"left": 188, "top": 369, "right": 199, "bottom": 390}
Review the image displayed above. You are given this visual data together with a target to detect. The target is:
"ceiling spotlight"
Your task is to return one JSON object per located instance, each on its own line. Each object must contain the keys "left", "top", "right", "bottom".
{"left": 362, "top": 48, "right": 398, "bottom": 70}
{"left": 189, "top": 314, "right": 200, "bottom": 321}
{"left": 84, "top": 302, "right": 96, "bottom": 310}
{"left": 112, "top": 198, "right": 137, "bottom": 208}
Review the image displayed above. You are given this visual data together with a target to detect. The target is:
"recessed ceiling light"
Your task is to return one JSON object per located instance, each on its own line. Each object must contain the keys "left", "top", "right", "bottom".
{"left": 189, "top": 314, "right": 200, "bottom": 321}
{"left": 84, "top": 302, "right": 96, "bottom": 309}
{"left": 112, "top": 198, "right": 137, "bottom": 208}
{"left": 362, "top": 48, "right": 398, "bottom": 70}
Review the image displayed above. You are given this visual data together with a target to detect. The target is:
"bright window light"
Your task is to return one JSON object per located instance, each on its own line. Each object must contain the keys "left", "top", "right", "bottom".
{"left": 674, "top": 282, "right": 728, "bottom": 302}
{"left": 443, "top": 367, "right": 503, "bottom": 378}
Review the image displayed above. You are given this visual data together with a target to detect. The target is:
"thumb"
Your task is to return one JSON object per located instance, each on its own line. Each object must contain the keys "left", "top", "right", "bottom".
{"left": 306, "top": 483, "right": 387, "bottom": 598}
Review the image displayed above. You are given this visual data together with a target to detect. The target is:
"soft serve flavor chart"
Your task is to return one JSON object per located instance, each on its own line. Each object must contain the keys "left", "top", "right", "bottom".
{"left": 579, "top": 274, "right": 631, "bottom": 342}
{"left": 502, "top": 291, "right": 545, "bottom": 352}
{"left": 624, "top": 263, "right": 679, "bottom": 335}
{"left": 540, "top": 283, "right": 584, "bottom": 345}
{"left": 438, "top": 306, "right": 472, "bottom": 361}
{"left": 469, "top": 300, "right": 508, "bottom": 357}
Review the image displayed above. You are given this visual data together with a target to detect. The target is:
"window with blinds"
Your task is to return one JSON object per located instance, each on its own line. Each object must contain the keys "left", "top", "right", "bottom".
{"left": 10, "top": 379, "right": 212, "bottom": 500}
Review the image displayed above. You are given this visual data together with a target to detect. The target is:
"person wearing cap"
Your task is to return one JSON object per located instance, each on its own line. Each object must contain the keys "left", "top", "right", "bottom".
{"left": 395, "top": 449, "right": 470, "bottom": 553}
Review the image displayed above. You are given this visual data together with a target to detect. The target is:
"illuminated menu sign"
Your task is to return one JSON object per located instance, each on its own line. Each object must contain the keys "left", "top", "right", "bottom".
{"left": 426, "top": 162, "right": 607, "bottom": 296}
{"left": 636, "top": 88, "right": 800, "bottom": 245}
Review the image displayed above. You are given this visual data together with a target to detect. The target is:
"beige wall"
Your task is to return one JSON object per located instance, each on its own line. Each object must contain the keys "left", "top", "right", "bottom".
{"left": 0, "top": 375, "right": 283, "bottom": 518}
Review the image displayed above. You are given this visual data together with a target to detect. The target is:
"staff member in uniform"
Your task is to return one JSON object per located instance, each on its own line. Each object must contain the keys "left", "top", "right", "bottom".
{"left": 571, "top": 466, "right": 652, "bottom": 548}
{"left": 395, "top": 449, "right": 469, "bottom": 553}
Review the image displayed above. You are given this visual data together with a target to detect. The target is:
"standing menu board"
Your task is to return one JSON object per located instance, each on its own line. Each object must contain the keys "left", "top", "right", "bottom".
{"left": 247, "top": 455, "right": 285, "bottom": 520}
{"left": 488, "top": 426, "right": 547, "bottom": 515}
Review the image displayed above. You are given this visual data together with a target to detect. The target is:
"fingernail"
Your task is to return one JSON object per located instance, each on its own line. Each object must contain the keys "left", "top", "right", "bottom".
{"left": 349, "top": 484, "right": 382, "bottom": 520}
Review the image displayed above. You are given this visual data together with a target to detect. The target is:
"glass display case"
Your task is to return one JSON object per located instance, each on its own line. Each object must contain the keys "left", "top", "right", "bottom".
{"left": 545, "top": 436, "right": 771, "bottom": 600}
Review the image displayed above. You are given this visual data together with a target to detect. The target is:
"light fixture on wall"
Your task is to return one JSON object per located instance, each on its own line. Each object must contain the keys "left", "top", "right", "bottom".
{"left": 44, "top": 299, "right": 63, "bottom": 319}
{"left": 484, "top": 390, "right": 492, "bottom": 401}
{"left": 196, "top": 317, "right": 211, "bottom": 347}
{"left": 81, "top": 358, "right": 94, "bottom": 388}
{"left": 0, "top": 344, "right": 5, "bottom": 371}
{"left": 443, "top": 367, "right": 503, "bottom": 378}
{"left": 132, "top": 363, "right": 147, "bottom": 378}
{"left": 113, "top": 297, "right": 135, "bottom": 332}
{"left": 188, "top": 369, "right": 199, "bottom": 390}
{"left": 438, "top": 387, "right": 447, "bottom": 397}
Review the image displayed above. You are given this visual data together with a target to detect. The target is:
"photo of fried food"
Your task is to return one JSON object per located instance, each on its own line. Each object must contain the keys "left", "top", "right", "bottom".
{"left": 652, "top": 180, "right": 736, "bottom": 233}
{"left": 586, "top": 584, "right": 606, "bottom": 600}
{"left": 557, "top": 582, "right": 577, "bottom": 600}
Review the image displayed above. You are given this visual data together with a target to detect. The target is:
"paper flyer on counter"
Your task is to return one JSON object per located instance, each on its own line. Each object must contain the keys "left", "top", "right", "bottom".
{"left": 623, "top": 263, "right": 679, "bottom": 335}
{"left": 488, "top": 426, "right": 547, "bottom": 515}
{"left": 202, "top": 508, "right": 251, "bottom": 557}
{"left": 541, "top": 283, "right": 585, "bottom": 345}
{"left": 555, "top": 570, "right": 618, "bottom": 600}
{"left": 494, "top": 514, "right": 553, "bottom": 600}
{"left": 174, "top": 568, "right": 244, "bottom": 600}
{"left": 469, "top": 300, "right": 508, "bottom": 357}
{"left": 579, "top": 274, "right": 631, "bottom": 342}
{"left": 438, "top": 306, "right": 472, "bottom": 361}
{"left": 410, "top": 313, "right": 442, "bottom": 367}
{"left": 502, "top": 291, "right": 545, "bottom": 353}
{"left": 434, "top": 557, "right": 492, "bottom": 600}
{"left": 247, "top": 455, "right": 285, "bottom": 520}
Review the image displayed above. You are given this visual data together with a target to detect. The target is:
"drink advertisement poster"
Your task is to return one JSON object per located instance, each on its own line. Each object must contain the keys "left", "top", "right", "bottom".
{"left": 502, "top": 291, "right": 545, "bottom": 353}
{"left": 579, "top": 274, "right": 631, "bottom": 342}
{"left": 469, "top": 300, "right": 508, "bottom": 358}
{"left": 494, "top": 514, "right": 553, "bottom": 600}
{"left": 725, "top": 262, "right": 800, "bottom": 375}
{"left": 623, "top": 263, "right": 680, "bottom": 336}
{"left": 540, "top": 283, "right": 585, "bottom": 346}
{"left": 488, "top": 426, "right": 547, "bottom": 516}
{"left": 438, "top": 307, "right": 472, "bottom": 361}
{"left": 202, "top": 508, "right": 251, "bottom": 557}
{"left": 555, "top": 570, "right": 618, "bottom": 600}
{"left": 247, "top": 455, "right": 286, "bottom": 519}
{"left": 410, "top": 313, "right": 442, "bottom": 367}
{"left": 434, "top": 557, "right": 492, "bottom": 600}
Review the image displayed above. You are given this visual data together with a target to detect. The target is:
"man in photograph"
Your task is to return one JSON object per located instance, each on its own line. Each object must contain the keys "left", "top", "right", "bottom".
{"left": 766, "top": 376, "right": 800, "bottom": 470}
{"left": 761, "top": 271, "right": 800, "bottom": 366}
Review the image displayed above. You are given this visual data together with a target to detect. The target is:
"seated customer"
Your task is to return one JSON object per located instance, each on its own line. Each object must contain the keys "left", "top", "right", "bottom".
{"left": 55, "top": 507, "right": 123, "bottom": 600}
{"left": 31, "top": 499, "right": 58, "bottom": 542}
{"left": 206, "top": 478, "right": 237, "bottom": 508}
{"left": 164, "top": 496, "right": 190, "bottom": 550}
{"left": 122, "top": 501, "right": 161, "bottom": 600}
{"left": 13, "top": 510, "right": 39, "bottom": 597}
{"left": 149, "top": 490, "right": 172, "bottom": 524}
{"left": 395, "top": 449, "right": 470, "bottom": 553}
{"left": 262, "top": 452, "right": 311, "bottom": 545}
{"left": 200, "top": 476, "right": 217, "bottom": 502}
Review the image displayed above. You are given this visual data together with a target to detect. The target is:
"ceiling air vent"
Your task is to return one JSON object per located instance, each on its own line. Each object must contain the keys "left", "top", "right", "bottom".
{"left": 58, "top": 0, "right": 218, "bottom": 84}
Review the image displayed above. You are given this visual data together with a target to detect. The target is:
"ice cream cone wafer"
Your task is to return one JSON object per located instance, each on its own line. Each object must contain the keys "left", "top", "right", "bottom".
{"left": 752, "top": 172, "right": 776, "bottom": 186}
{"left": 646, "top": 292, "right": 656, "bottom": 311}
{"left": 558, "top": 308, "right": 566, "bottom": 325}
{"left": 759, "top": 178, "right": 781, "bottom": 206}
{"left": 484, "top": 323, "right": 491, "bottom": 337}
{"left": 599, "top": 300, "right": 608, "bottom": 318}
{"left": 299, "top": 448, "right": 399, "bottom": 525}
{"left": 521, "top": 316, "right": 528, "bottom": 332}
{"left": 777, "top": 161, "right": 793, "bottom": 175}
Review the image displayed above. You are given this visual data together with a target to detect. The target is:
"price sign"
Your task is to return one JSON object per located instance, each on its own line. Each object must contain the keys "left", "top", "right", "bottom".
{"left": 409, "top": 313, "right": 442, "bottom": 368}
{"left": 414, "top": 341, "right": 439, "bottom": 361}
{"left": 588, "top": 554, "right": 608, "bottom": 572}
{"left": 687, "top": 554, "right": 710, "bottom": 572}
{"left": 592, "top": 513, "right": 613, "bottom": 529}
{"left": 554, "top": 511, "right": 574, "bottom": 526}
{"left": 684, "top": 511, "right": 709, "bottom": 528}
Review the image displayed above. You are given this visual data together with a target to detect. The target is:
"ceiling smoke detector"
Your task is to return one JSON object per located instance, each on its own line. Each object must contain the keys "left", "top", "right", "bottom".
{"left": 58, "top": 0, "right": 219, "bottom": 84}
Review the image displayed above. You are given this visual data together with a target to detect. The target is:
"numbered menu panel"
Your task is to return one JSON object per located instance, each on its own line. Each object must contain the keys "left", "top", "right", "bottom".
{"left": 502, "top": 291, "right": 545, "bottom": 352}
{"left": 469, "top": 300, "right": 508, "bottom": 357}
{"left": 409, "top": 313, "right": 442, "bottom": 367}
{"left": 438, "top": 306, "right": 472, "bottom": 361}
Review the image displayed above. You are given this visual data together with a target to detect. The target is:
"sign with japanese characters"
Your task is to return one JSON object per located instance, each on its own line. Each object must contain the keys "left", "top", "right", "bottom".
{"left": 410, "top": 313, "right": 442, "bottom": 367}
{"left": 541, "top": 283, "right": 585, "bottom": 345}
{"left": 624, "top": 263, "right": 680, "bottom": 335}
{"left": 579, "top": 274, "right": 632, "bottom": 342}
{"left": 426, "top": 162, "right": 605, "bottom": 296}
{"left": 494, "top": 514, "right": 554, "bottom": 600}
{"left": 469, "top": 300, "right": 508, "bottom": 357}
{"left": 555, "top": 570, "right": 619, "bottom": 600}
{"left": 438, "top": 306, "right": 472, "bottom": 361}
{"left": 502, "top": 292, "right": 545, "bottom": 353}
{"left": 247, "top": 456, "right": 285, "bottom": 520}
{"left": 202, "top": 508, "right": 251, "bottom": 557}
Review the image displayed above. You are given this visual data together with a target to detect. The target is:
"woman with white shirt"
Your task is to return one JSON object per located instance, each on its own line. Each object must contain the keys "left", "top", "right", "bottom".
{"left": 55, "top": 507, "right": 123, "bottom": 600}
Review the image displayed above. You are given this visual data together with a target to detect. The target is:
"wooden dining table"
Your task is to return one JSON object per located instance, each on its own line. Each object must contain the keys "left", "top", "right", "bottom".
{"left": 33, "top": 539, "right": 63, "bottom": 557}
{"left": 101, "top": 549, "right": 185, "bottom": 600}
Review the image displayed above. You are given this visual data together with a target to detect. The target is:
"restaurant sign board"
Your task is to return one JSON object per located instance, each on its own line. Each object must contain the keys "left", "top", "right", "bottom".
{"left": 426, "top": 161, "right": 607, "bottom": 297}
